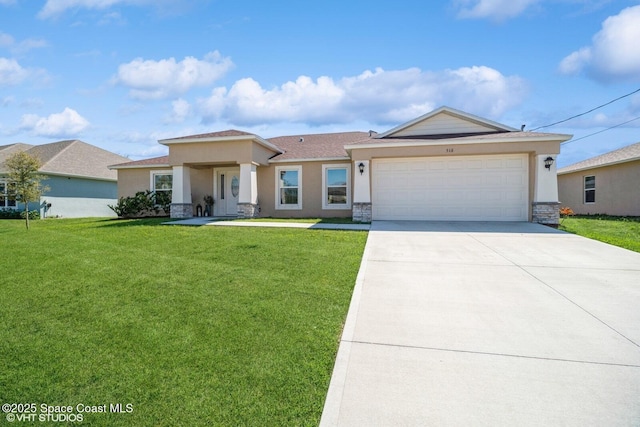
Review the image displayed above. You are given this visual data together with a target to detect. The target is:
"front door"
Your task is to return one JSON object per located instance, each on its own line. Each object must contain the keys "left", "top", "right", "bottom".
{"left": 216, "top": 169, "right": 240, "bottom": 216}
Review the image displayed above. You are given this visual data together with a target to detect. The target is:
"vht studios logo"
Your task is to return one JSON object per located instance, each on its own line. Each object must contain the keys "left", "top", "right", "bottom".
{"left": 110, "top": 403, "right": 133, "bottom": 413}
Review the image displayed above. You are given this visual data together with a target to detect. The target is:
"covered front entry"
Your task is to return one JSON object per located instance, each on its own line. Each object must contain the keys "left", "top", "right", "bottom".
{"left": 215, "top": 168, "right": 240, "bottom": 216}
{"left": 371, "top": 154, "right": 528, "bottom": 221}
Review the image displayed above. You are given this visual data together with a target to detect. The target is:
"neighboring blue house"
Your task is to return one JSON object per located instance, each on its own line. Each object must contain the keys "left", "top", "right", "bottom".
{"left": 0, "top": 140, "right": 130, "bottom": 218}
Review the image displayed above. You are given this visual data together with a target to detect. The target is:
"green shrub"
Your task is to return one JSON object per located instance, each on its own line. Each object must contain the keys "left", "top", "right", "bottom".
{"left": 109, "top": 190, "right": 171, "bottom": 218}
{"left": 0, "top": 208, "right": 21, "bottom": 219}
{"left": 0, "top": 209, "right": 40, "bottom": 220}
{"left": 20, "top": 210, "right": 40, "bottom": 220}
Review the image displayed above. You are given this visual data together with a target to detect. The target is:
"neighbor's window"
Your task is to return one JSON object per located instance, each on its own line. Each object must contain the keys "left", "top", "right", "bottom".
{"left": 0, "top": 179, "right": 16, "bottom": 208}
{"left": 322, "top": 165, "right": 350, "bottom": 210}
{"left": 276, "top": 166, "right": 302, "bottom": 209}
{"left": 584, "top": 175, "right": 595, "bottom": 203}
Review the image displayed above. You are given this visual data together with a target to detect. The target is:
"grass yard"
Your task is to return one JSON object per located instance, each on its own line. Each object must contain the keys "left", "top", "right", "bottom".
{"left": 559, "top": 215, "right": 640, "bottom": 253}
{"left": 0, "top": 218, "right": 367, "bottom": 426}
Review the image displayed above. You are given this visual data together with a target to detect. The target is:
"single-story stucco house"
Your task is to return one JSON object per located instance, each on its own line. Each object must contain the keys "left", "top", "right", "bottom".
{"left": 558, "top": 141, "right": 640, "bottom": 216}
{"left": 110, "top": 106, "right": 572, "bottom": 225}
{"left": 0, "top": 140, "right": 130, "bottom": 218}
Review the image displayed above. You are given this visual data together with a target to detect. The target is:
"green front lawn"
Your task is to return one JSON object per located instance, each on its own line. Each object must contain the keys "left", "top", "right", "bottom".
{"left": 0, "top": 218, "right": 367, "bottom": 426}
{"left": 559, "top": 215, "right": 640, "bottom": 253}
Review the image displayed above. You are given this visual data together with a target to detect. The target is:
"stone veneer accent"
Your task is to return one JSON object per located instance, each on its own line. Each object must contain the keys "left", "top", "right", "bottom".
{"left": 170, "top": 203, "right": 193, "bottom": 219}
{"left": 532, "top": 202, "right": 560, "bottom": 227}
{"left": 352, "top": 202, "right": 372, "bottom": 223}
{"left": 237, "top": 203, "right": 259, "bottom": 219}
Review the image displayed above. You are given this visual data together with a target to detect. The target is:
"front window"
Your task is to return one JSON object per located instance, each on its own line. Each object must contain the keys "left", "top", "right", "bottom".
{"left": 151, "top": 171, "right": 172, "bottom": 206}
{"left": 584, "top": 175, "right": 595, "bottom": 203}
{"left": 323, "top": 165, "right": 350, "bottom": 209}
{"left": 0, "top": 179, "right": 16, "bottom": 208}
{"left": 276, "top": 166, "right": 302, "bottom": 210}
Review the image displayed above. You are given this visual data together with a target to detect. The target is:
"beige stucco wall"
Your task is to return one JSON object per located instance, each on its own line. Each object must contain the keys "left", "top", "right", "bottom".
{"left": 168, "top": 140, "right": 275, "bottom": 166}
{"left": 189, "top": 168, "right": 214, "bottom": 212}
{"left": 116, "top": 167, "right": 172, "bottom": 198}
{"left": 257, "top": 160, "right": 352, "bottom": 218}
{"left": 558, "top": 160, "right": 640, "bottom": 216}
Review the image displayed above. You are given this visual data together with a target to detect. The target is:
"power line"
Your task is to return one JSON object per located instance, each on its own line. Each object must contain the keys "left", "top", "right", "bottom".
{"left": 531, "top": 87, "right": 640, "bottom": 131}
{"left": 562, "top": 115, "right": 640, "bottom": 145}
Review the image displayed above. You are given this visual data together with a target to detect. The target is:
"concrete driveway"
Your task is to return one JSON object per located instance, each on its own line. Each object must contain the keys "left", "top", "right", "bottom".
{"left": 320, "top": 221, "right": 640, "bottom": 426}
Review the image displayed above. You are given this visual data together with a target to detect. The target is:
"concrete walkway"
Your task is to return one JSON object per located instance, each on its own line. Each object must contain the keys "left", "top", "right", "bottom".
{"left": 321, "top": 221, "right": 640, "bottom": 426}
{"left": 164, "top": 217, "right": 370, "bottom": 230}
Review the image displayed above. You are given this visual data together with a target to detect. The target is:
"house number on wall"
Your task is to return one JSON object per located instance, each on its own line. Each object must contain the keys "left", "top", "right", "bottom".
{"left": 446, "top": 148, "right": 454, "bottom": 153}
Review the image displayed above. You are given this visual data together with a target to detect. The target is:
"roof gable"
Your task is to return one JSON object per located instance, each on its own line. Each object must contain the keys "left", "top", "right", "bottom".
{"left": 558, "top": 141, "right": 640, "bottom": 174}
{"left": 378, "top": 106, "right": 517, "bottom": 139}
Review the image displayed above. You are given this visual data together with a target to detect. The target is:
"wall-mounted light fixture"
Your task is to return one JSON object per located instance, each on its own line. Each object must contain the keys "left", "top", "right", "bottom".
{"left": 544, "top": 156, "right": 554, "bottom": 170}
{"left": 358, "top": 162, "right": 365, "bottom": 175}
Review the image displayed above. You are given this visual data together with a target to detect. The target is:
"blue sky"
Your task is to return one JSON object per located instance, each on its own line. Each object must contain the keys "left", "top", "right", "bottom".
{"left": 1, "top": 0, "right": 639, "bottom": 166}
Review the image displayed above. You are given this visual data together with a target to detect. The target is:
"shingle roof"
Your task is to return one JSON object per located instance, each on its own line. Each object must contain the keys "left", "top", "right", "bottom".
{"left": 0, "top": 140, "right": 130, "bottom": 180}
{"left": 162, "top": 129, "right": 255, "bottom": 141}
{"left": 558, "top": 141, "right": 640, "bottom": 174}
{"left": 110, "top": 156, "right": 169, "bottom": 169}
{"left": 268, "top": 132, "right": 373, "bottom": 161}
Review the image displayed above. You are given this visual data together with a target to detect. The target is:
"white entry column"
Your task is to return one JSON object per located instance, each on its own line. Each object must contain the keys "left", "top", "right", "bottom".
{"left": 532, "top": 154, "right": 560, "bottom": 226}
{"left": 237, "top": 163, "right": 259, "bottom": 218}
{"left": 170, "top": 165, "right": 193, "bottom": 218}
{"left": 352, "top": 160, "right": 371, "bottom": 222}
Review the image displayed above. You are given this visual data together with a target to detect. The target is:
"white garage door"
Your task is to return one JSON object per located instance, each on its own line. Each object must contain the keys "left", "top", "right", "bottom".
{"left": 372, "top": 154, "right": 528, "bottom": 221}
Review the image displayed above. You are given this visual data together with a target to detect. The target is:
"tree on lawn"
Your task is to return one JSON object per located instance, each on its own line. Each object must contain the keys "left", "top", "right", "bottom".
{"left": 5, "top": 151, "right": 49, "bottom": 229}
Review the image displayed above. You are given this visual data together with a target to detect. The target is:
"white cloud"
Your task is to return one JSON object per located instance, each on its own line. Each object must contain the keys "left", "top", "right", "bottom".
{"left": 454, "top": 0, "right": 541, "bottom": 21}
{"left": 114, "top": 51, "right": 234, "bottom": 100}
{"left": 0, "top": 57, "right": 29, "bottom": 85}
{"left": 164, "top": 98, "right": 191, "bottom": 124}
{"left": 39, "top": 0, "right": 127, "bottom": 19}
{"left": 38, "top": 0, "right": 194, "bottom": 19}
{"left": 0, "top": 31, "right": 49, "bottom": 54}
{"left": 20, "top": 108, "right": 90, "bottom": 137}
{"left": 559, "top": 5, "right": 640, "bottom": 82}
{"left": 0, "top": 32, "right": 14, "bottom": 47}
{"left": 198, "top": 66, "right": 527, "bottom": 126}
{"left": 0, "top": 0, "right": 16, "bottom": 5}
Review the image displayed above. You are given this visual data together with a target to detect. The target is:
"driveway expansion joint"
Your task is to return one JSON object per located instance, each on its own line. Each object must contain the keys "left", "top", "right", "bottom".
{"left": 345, "top": 339, "right": 640, "bottom": 368}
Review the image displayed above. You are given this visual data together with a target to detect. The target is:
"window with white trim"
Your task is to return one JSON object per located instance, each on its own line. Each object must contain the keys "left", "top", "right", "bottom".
{"left": 152, "top": 172, "right": 173, "bottom": 193}
{"left": 150, "top": 171, "right": 172, "bottom": 205}
{"left": 0, "top": 179, "right": 16, "bottom": 209}
{"left": 276, "top": 166, "right": 302, "bottom": 210}
{"left": 584, "top": 175, "right": 595, "bottom": 203}
{"left": 322, "top": 165, "right": 350, "bottom": 210}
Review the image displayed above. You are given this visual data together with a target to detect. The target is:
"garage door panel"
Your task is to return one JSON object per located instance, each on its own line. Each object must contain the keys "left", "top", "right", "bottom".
{"left": 372, "top": 154, "right": 528, "bottom": 221}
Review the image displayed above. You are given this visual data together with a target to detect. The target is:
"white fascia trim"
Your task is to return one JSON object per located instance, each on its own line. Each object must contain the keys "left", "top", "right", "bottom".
{"left": 345, "top": 134, "right": 571, "bottom": 151}
{"left": 269, "top": 156, "right": 350, "bottom": 164}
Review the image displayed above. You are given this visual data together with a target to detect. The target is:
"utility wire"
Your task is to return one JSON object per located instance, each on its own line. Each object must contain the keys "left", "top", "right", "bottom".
{"left": 531, "top": 87, "right": 640, "bottom": 131}
{"left": 562, "top": 115, "right": 640, "bottom": 145}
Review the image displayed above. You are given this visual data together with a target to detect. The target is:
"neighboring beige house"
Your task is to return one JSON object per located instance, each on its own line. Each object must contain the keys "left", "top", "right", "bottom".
{"left": 0, "top": 140, "right": 130, "bottom": 218}
{"left": 558, "top": 141, "right": 640, "bottom": 216}
{"left": 110, "top": 106, "right": 572, "bottom": 224}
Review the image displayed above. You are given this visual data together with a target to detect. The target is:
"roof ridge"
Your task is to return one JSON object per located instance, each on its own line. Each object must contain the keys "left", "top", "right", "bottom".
{"left": 31, "top": 139, "right": 78, "bottom": 167}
